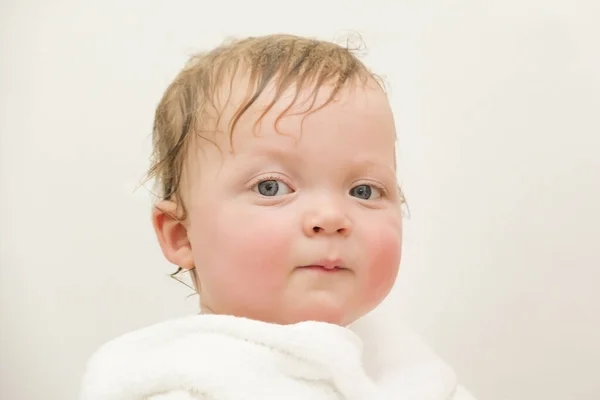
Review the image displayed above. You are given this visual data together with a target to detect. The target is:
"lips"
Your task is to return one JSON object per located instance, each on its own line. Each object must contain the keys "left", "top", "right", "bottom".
{"left": 299, "top": 259, "right": 347, "bottom": 272}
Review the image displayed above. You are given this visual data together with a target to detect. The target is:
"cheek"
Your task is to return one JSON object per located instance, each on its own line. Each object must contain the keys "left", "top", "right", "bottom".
{"left": 190, "top": 201, "right": 296, "bottom": 292}
{"left": 361, "top": 213, "right": 403, "bottom": 305}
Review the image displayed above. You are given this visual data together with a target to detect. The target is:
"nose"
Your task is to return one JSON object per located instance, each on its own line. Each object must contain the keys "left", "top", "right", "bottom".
{"left": 302, "top": 203, "right": 352, "bottom": 237}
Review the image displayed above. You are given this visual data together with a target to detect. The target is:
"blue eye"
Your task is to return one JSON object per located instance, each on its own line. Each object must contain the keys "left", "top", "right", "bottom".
{"left": 350, "top": 184, "right": 382, "bottom": 200}
{"left": 253, "top": 179, "right": 292, "bottom": 197}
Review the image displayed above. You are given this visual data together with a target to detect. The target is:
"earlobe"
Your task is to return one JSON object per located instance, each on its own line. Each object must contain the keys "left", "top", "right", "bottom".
{"left": 152, "top": 200, "right": 194, "bottom": 270}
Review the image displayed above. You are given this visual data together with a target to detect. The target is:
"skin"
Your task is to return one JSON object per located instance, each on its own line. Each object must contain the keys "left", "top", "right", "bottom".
{"left": 153, "top": 77, "right": 403, "bottom": 326}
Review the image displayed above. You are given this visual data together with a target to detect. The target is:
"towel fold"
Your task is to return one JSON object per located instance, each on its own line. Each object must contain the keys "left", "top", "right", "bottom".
{"left": 80, "top": 314, "right": 473, "bottom": 400}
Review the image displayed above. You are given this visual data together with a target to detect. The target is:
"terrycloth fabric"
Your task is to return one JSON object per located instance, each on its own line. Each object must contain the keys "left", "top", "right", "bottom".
{"left": 80, "top": 314, "right": 475, "bottom": 400}
{"left": 350, "top": 315, "right": 476, "bottom": 400}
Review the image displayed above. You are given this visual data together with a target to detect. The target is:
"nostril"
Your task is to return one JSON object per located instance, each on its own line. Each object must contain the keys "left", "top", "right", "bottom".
{"left": 312, "top": 226, "right": 321, "bottom": 233}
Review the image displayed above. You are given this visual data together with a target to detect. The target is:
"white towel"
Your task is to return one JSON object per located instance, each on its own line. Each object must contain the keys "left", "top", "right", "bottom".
{"left": 80, "top": 314, "right": 475, "bottom": 400}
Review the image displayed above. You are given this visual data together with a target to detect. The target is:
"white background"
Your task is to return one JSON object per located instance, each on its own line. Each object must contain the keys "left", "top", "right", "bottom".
{"left": 1, "top": 1, "right": 599, "bottom": 399}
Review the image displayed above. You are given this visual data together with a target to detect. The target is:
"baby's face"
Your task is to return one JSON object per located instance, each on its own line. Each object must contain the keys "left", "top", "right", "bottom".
{"left": 177, "top": 80, "right": 401, "bottom": 325}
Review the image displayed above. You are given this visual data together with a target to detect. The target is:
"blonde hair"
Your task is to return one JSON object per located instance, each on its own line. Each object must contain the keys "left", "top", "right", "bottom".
{"left": 147, "top": 33, "right": 383, "bottom": 218}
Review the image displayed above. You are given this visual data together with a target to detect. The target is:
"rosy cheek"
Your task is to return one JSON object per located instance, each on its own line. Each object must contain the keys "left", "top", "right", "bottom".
{"left": 362, "top": 218, "right": 402, "bottom": 306}
{"left": 203, "top": 205, "right": 294, "bottom": 290}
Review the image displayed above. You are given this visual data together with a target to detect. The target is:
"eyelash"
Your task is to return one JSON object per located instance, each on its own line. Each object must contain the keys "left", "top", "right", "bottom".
{"left": 249, "top": 174, "right": 294, "bottom": 190}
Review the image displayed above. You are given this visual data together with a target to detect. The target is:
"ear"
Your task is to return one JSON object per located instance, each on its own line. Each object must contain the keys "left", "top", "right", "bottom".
{"left": 152, "top": 200, "right": 194, "bottom": 270}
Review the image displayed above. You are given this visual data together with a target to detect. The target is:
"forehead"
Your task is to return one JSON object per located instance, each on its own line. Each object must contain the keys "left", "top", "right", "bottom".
{"left": 206, "top": 74, "right": 396, "bottom": 154}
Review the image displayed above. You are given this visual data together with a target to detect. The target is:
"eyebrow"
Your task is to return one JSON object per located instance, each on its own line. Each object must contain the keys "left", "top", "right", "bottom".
{"left": 237, "top": 146, "right": 306, "bottom": 167}
{"left": 234, "top": 147, "right": 396, "bottom": 181}
{"left": 349, "top": 157, "right": 397, "bottom": 178}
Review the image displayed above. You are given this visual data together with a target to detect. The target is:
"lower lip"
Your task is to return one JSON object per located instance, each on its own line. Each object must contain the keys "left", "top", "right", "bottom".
{"left": 301, "top": 265, "right": 344, "bottom": 273}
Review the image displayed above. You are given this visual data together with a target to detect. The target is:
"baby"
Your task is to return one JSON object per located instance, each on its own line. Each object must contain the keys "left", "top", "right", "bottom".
{"left": 80, "top": 34, "right": 476, "bottom": 400}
